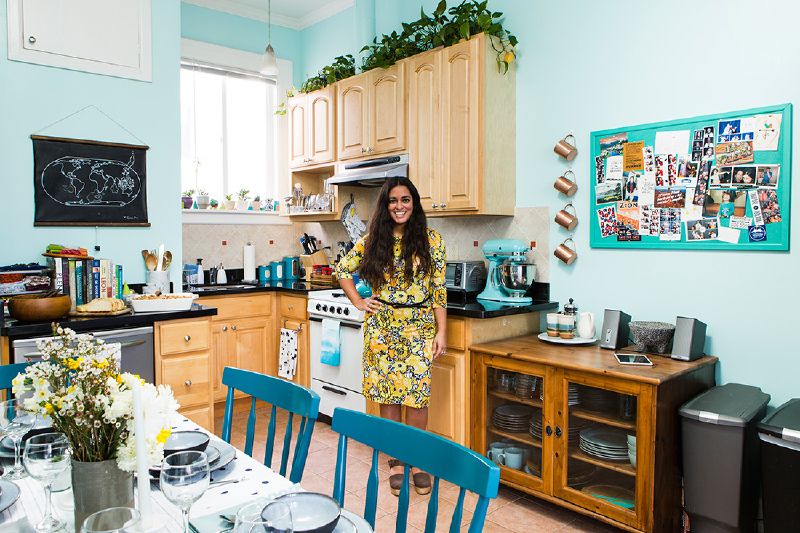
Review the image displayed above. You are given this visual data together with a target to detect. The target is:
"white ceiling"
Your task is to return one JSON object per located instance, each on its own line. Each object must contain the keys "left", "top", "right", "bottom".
{"left": 183, "top": 0, "right": 354, "bottom": 30}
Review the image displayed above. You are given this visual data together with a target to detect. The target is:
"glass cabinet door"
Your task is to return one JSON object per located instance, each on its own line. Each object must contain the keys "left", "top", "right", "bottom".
{"left": 554, "top": 375, "right": 644, "bottom": 529}
{"left": 484, "top": 365, "right": 548, "bottom": 489}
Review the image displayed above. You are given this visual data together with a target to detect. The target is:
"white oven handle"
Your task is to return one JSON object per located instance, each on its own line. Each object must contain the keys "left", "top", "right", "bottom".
{"left": 22, "top": 339, "right": 147, "bottom": 360}
{"left": 308, "top": 317, "right": 362, "bottom": 329}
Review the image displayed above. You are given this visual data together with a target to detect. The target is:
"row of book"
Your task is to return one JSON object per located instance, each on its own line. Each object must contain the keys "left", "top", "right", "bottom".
{"left": 46, "top": 257, "right": 124, "bottom": 312}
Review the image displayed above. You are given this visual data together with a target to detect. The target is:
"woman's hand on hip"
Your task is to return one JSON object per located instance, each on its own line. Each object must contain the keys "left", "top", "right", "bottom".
{"left": 356, "top": 296, "right": 381, "bottom": 313}
{"left": 432, "top": 331, "right": 447, "bottom": 360}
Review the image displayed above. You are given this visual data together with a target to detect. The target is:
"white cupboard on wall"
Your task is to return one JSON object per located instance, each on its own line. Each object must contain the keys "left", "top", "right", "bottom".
{"left": 6, "top": 0, "right": 152, "bottom": 81}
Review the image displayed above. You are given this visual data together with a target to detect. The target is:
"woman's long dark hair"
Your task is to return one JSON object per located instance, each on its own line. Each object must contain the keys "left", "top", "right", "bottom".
{"left": 360, "top": 177, "right": 432, "bottom": 291}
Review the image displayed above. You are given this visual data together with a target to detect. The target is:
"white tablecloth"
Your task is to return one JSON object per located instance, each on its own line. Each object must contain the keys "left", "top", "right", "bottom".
{"left": 0, "top": 417, "right": 302, "bottom": 532}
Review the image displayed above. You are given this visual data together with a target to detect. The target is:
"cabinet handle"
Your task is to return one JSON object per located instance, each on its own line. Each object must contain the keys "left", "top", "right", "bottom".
{"left": 361, "top": 147, "right": 367, "bottom": 153}
{"left": 368, "top": 147, "right": 374, "bottom": 153}
{"left": 222, "top": 326, "right": 228, "bottom": 331}
{"left": 440, "top": 203, "right": 447, "bottom": 208}
{"left": 184, "top": 380, "right": 192, "bottom": 387}
{"left": 288, "top": 305, "right": 294, "bottom": 310}
{"left": 432, "top": 203, "right": 439, "bottom": 208}
{"left": 28, "top": 36, "right": 36, "bottom": 44}
{"left": 184, "top": 335, "right": 191, "bottom": 342}
{"left": 555, "top": 426, "right": 562, "bottom": 438}
{"left": 545, "top": 425, "right": 553, "bottom": 437}
{"left": 231, "top": 325, "right": 237, "bottom": 331}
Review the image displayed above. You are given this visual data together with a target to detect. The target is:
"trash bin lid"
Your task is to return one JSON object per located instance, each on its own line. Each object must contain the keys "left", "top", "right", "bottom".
{"left": 679, "top": 383, "right": 770, "bottom": 427}
{"left": 758, "top": 398, "right": 800, "bottom": 443}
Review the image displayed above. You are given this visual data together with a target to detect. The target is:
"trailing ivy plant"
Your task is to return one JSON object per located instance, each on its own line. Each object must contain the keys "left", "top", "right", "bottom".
{"left": 297, "top": 0, "right": 518, "bottom": 95}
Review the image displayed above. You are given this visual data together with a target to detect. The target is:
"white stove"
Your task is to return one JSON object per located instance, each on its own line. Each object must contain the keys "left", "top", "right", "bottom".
{"left": 307, "top": 289, "right": 366, "bottom": 417}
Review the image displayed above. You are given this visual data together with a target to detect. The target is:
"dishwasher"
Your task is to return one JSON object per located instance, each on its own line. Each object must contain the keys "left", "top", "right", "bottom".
{"left": 12, "top": 326, "right": 155, "bottom": 384}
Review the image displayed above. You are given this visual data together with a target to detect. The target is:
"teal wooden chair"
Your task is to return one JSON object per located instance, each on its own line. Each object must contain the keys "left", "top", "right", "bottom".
{"left": 331, "top": 408, "right": 501, "bottom": 533}
{"left": 220, "top": 367, "right": 320, "bottom": 483}
{"left": 0, "top": 362, "right": 30, "bottom": 417}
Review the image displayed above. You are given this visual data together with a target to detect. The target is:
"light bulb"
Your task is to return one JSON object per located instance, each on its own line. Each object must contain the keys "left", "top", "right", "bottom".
{"left": 260, "top": 43, "right": 278, "bottom": 76}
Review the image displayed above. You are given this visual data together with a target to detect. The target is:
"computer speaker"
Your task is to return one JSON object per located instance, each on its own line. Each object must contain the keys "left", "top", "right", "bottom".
{"left": 671, "top": 317, "right": 706, "bottom": 361}
{"left": 599, "top": 309, "right": 631, "bottom": 350}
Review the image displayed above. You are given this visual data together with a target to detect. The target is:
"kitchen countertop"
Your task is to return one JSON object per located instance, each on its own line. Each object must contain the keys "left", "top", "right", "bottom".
{"left": 1, "top": 304, "right": 218, "bottom": 338}
{"left": 189, "top": 280, "right": 337, "bottom": 297}
{"left": 446, "top": 299, "right": 558, "bottom": 319}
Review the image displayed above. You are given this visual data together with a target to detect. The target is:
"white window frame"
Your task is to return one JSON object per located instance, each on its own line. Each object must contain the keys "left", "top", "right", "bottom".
{"left": 180, "top": 39, "right": 292, "bottom": 225}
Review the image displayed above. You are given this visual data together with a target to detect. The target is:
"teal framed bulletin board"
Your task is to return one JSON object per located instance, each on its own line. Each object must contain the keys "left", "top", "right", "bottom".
{"left": 589, "top": 103, "right": 791, "bottom": 250}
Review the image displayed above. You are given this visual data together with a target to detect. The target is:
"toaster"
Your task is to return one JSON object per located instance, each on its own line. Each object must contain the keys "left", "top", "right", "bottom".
{"left": 445, "top": 261, "right": 487, "bottom": 293}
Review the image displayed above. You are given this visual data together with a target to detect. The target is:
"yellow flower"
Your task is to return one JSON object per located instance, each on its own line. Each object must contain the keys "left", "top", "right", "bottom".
{"left": 116, "top": 375, "right": 124, "bottom": 384}
{"left": 156, "top": 428, "right": 172, "bottom": 445}
{"left": 504, "top": 50, "right": 515, "bottom": 63}
{"left": 44, "top": 403, "right": 54, "bottom": 414}
{"left": 93, "top": 359, "right": 109, "bottom": 369}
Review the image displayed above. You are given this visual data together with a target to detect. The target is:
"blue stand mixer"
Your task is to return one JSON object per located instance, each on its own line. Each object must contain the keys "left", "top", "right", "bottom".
{"left": 476, "top": 239, "right": 537, "bottom": 304}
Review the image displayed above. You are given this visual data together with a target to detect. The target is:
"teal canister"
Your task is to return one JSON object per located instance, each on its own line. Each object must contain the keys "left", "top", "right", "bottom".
{"left": 257, "top": 265, "right": 270, "bottom": 284}
{"left": 270, "top": 261, "right": 284, "bottom": 280}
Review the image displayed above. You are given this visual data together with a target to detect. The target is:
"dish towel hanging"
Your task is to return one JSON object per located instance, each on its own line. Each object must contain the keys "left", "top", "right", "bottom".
{"left": 278, "top": 328, "right": 298, "bottom": 379}
{"left": 320, "top": 318, "right": 341, "bottom": 366}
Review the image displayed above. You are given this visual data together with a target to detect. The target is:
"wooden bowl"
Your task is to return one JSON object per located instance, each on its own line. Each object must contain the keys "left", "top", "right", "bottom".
{"left": 9, "top": 294, "right": 71, "bottom": 322}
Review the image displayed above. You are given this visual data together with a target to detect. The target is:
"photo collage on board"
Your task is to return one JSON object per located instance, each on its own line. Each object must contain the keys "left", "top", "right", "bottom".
{"left": 594, "top": 111, "right": 784, "bottom": 245}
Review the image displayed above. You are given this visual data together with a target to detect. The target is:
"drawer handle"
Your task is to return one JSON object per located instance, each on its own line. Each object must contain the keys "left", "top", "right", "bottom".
{"left": 231, "top": 325, "right": 237, "bottom": 331}
{"left": 545, "top": 425, "right": 553, "bottom": 437}
{"left": 322, "top": 385, "right": 346, "bottom": 396}
{"left": 432, "top": 203, "right": 439, "bottom": 208}
{"left": 222, "top": 326, "right": 228, "bottom": 331}
{"left": 440, "top": 203, "right": 447, "bottom": 208}
{"left": 288, "top": 305, "right": 294, "bottom": 310}
{"left": 184, "top": 335, "right": 191, "bottom": 342}
{"left": 184, "top": 380, "right": 192, "bottom": 387}
{"left": 28, "top": 36, "right": 36, "bottom": 44}
{"left": 555, "top": 426, "right": 562, "bottom": 438}
{"left": 283, "top": 320, "right": 302, "bottom": 332}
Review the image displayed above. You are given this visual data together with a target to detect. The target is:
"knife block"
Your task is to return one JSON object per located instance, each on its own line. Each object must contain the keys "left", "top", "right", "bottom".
{"left": 300, "top": 251, "right": 328, "bottom": 281}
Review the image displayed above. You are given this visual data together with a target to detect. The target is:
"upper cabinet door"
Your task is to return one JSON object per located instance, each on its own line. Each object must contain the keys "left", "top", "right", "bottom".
{"left": 408, "top": 51, "right": 441, "bottom": 212}
{"left": 7, "top": 0, "right": 152, "bottom": 81}
{"left": 288, "top": 95, "right": 309, "bottom": 168}
{"left": 337, "top": 73, "right": 370, "bottom": 161}
{"left": 308, "top": 86, "right": 336, "bottom": 165}
{"left": 369, "top": 62, "right": 406, "bottom": 155}
{"left": 441, "top": 38, "right": 480, "bottom": 211}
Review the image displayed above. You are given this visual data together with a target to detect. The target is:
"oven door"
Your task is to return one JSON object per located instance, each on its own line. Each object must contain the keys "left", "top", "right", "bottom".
{"left": 308, "top": 317, "right": 364, "bottom": 392}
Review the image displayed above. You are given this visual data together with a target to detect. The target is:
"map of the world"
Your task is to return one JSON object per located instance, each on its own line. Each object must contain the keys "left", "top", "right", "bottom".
{"left": 41, "top": 153, "right": 142, "bottom": 207}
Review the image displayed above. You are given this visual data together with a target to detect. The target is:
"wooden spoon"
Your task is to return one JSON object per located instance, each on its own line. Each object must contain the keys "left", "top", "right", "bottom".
{"left": 145, "top": 253, "right": 157, "bottom": 271}
{"left": 162, "top": 251, "right": 172, "bottom": 271}
{"left": 141, "top": 249, "right": 149, "bottom": 262}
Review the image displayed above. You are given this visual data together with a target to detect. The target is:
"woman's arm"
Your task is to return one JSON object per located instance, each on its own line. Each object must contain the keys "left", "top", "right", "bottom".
{"left": 432, "top": 307, "right": 447, "bottom": 360}
{"left": 430, "top": 231, "right": 447, "bottom": 359}
{"left": 339, "top": 277, "right": 381, "bottom": 313}
{"left": 334, "top": 237, "right": 381, "bottom": 313}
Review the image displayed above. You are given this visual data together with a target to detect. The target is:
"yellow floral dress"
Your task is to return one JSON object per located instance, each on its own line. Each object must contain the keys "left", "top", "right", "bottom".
{"left": 335, "top": 229, "right": 446, "bottom": 408}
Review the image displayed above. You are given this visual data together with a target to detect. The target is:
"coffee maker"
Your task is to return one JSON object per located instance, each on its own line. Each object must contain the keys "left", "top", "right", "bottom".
{"left": 476, "top": 239, "right": 536, "bottom": 304}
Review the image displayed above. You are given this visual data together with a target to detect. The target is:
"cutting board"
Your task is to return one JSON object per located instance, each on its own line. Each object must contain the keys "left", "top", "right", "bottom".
{"left": 42, "top": 252, "right": 94, "bottom": 260}
{"left": 68, "top": 308, "right": 131, "bottom": 317}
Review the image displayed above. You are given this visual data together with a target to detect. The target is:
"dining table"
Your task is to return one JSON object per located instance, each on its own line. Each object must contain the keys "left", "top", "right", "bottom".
{"left": 0, "top": 417, "right": 372, "bottom": 532}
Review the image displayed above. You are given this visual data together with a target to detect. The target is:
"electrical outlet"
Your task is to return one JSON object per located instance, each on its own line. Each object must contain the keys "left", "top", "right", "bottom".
{"left": 222, "top": 240, "right": 227, "bottom": 246}
{"left": 473, "top": 240, "right": 479, "bottom": 247}
{"left": 269, "top": 240, "right": 274, "bottom": 245}
{"left": 530, "top": 240, "right": 536, "bottom": 249}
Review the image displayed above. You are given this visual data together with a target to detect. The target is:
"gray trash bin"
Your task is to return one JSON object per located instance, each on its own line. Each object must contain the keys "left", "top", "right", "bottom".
{"left": 758, "top": 398, "right": 800, "bottom": 533}
{"left": 679, "top": 383, "right": 770, "bottom": 533}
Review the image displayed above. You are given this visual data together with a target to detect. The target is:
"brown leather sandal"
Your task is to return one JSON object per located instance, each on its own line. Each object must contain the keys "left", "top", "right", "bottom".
{"left": 412, "top": 470, "right": 432, "bottom": 495}
{"left": 388, "top": 459, "right": 405, "bottom": 496}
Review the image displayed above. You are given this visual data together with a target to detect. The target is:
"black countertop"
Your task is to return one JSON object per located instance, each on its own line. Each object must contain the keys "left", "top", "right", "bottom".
{"left": 1, "top": 304, "right": 218, "bottom": 338}
{"left": 446, "top": 300, "right": 558, "bottom": 319}
{"left": 190, "top": 280, "right": 336, "bottom": 297}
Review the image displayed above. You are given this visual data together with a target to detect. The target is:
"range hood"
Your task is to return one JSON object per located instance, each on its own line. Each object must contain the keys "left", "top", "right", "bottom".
{"left": 326, "top": 154, "right": 408, "bottom": 187}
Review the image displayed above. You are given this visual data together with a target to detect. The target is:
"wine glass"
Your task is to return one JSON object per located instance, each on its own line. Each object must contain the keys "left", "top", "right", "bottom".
{"left": 81, "top": 506, "right": 141, "bottom": 533}
{"left": 0, "top": 399, "right": 36, "bottom": 480}
{"left": 159, "top": 451, "right": 209, "bottom": 533}
{"left": 23, "top": 432, "right": 70, "bottom": 532}
{"left": 234, "top": 499, "right": 293, "bottom": 533}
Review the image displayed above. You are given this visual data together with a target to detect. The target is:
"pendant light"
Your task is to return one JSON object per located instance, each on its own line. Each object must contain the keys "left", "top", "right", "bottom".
{"left": 260, "top": 0, "right": 278, "bottom": 75}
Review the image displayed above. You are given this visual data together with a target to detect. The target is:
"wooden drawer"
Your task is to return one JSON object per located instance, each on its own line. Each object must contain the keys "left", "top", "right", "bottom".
{"left": 180, "top": 405, "right": 213, "bottom": 433}
{"left": 279, "top": 295, "right": 307, "bottom": 320}
{"left": 197, "top": 293, "right": 273, "bottom": 320}
{"left": 159, "top": 319, "right": 210, "bottom": 355}
{"left": 446, "top": 317, "right": 466, "bottom": 351}
{"left": 162, "top": 352, "right": 211, "bottom": 408}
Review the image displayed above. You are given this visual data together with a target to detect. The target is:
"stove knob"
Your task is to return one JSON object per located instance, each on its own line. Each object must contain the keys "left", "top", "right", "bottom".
{"left": 343, "top": 308, "right": 350, "bottom": 315}
{"left": 322, "top": 304, "right": 328, "bottom": 312}
{"left": 336, "top": 307, "right": 342, "bottom": 314}
{"left": 315, "top": 304, "right": 321, "bottom": 311}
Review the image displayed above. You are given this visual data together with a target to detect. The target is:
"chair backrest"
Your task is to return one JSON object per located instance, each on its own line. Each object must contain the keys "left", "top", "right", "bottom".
{"left": 221, "top": 367, "right": 320, "bottom": 484}
{"left": 331, "top": 408, "right": 500, "bottom": 533}
{"left": 0, "top": 362, "right": 29, "bottom": 396}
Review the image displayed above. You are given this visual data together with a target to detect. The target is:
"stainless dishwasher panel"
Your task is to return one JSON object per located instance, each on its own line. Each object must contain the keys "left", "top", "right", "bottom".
{"left": 12, "top": 326, "right": 155, "bottom": 384}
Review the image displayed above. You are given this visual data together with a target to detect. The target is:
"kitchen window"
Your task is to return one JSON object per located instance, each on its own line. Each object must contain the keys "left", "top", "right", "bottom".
{"left": 180, "top": 61, "right": 277, "bottom": 202}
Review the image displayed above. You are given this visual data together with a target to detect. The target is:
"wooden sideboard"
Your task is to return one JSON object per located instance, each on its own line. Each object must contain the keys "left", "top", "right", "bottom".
{"left": 470, "top": 336, "right": 717, "bottom": 533}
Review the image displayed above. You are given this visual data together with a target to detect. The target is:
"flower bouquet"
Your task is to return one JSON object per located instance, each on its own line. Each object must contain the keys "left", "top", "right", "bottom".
{"left": 12, "top": 326, "right": 180, "bottom": 526}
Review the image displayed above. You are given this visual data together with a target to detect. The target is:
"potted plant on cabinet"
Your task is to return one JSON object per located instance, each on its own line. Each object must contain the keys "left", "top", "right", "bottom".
{"left": 223, "top": 193, "right": 235, "bottom": 210}
{"left": 194, "top": 189, "right": 210, "bottom": 210}
{"left": 236, "top": 188, "right": 250, "bottom": 210}
{"left": 251, "top": 195, "right": 261, "bottom": 211}
{"left": 181, "top": 189, "right": 195, "bottom": 209}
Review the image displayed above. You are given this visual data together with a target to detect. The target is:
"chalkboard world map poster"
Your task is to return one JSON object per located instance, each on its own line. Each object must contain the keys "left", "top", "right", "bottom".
{"left": 32, "top": 135, "right": 149, "bottom": 226}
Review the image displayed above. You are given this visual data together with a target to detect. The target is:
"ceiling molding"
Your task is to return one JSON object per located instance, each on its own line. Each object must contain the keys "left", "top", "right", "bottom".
{"left": 183, "top": 0, "right": 353, "bottom": 30}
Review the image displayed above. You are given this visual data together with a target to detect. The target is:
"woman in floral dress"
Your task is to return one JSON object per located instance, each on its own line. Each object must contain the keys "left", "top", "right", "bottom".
{"left": 335, "top": 176, "right": 447, "bottom": 495}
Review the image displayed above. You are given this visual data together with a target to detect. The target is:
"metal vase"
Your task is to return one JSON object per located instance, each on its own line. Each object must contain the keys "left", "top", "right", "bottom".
{"left": 71, "top": 459, "right": 135, "bottom": 529}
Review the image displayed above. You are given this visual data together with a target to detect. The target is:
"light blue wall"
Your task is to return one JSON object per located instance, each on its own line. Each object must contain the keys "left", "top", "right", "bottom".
{"left": 306, "top": 0, "right": 800, "bottom": 406}
{"left": 298, "top": 7, "right": 357, "bottom": 83}
{"left": 180, "top": 3, "right": 304, "bottom": 87}
{"left": 0, "top": 1, "right": 182, "bottom": 285}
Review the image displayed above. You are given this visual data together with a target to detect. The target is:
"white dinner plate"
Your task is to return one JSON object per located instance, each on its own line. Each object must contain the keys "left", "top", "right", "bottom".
{"left": 538, "top": 332, "right": 598, "bottom": 345}
{"left": 0, "top": 480, "right": 20, "bottom": 514}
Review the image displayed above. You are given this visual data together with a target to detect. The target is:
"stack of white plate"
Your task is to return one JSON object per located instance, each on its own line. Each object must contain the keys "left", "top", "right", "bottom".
{"left": 628, "top": 434, "right": 637, "bottom": 467}
{"left": 514, "top": 374, "right": 538, "bottom": 399}
{"left": 579, "top": 428, "right": 629, "bottom": 461}
{"left": 540, "top": 383, "right": 580, "bottom": 405}
{"left": 579, "top": 386, "right": 618, "bottom": 413}
{"left": 492, "top": 404, "right": 535, "bottom": 433}
{"left": 566, "top": 460, "right": 597, "bottom": 488}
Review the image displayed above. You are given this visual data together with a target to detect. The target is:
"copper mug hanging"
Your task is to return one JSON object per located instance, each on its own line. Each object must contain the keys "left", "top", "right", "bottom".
{"left": 554, "top": 237, "right": 577, "bottom": 265}
{"left": 553, "top": 170, "right": 578, "bottom": 196}
{"left": 554, "top": 134, "right": 578, "bottom": 161}
{"left": 554, "top": 203, "right": 578, "bottom": 230}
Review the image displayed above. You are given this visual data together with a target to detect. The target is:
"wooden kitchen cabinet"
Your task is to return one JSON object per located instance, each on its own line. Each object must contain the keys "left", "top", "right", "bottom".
{"left": 409, "top": 33, "right": 516, "bottom": 216}
{"left": 471, "top": 337, "right": 718, "bottom": 533}
{"left": 277, "top": 294, "right": 309, "bottom": 387}
{"left": 337, "top": 62, "right": 406, "bottom": 160}
{"left": 155, "top": 317, "right": 214, "bottom": 432}
{"left": 288, "top": 86, "right": 336, "bottom": 169}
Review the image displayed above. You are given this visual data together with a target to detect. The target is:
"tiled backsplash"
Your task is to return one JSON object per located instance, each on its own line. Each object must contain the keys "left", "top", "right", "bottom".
{"left": 183, "top": 207, "right": 550, "bottom": 282}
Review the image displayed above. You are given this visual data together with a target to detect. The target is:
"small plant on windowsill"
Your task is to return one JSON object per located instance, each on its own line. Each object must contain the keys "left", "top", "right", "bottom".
{"left": 251, "top": 195, "right": 261, "bottom": 211}
{"left": 181, "top": 189, "right": 195, "bottom": 209}
{"left": 194, "top": 189, "right": 210, "bottom": 210}
{"left": 223, "top": 193, "right": 235, "bottom": 211}
{"left": 235, "top": 188, "right": 250, "bottom": 211}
